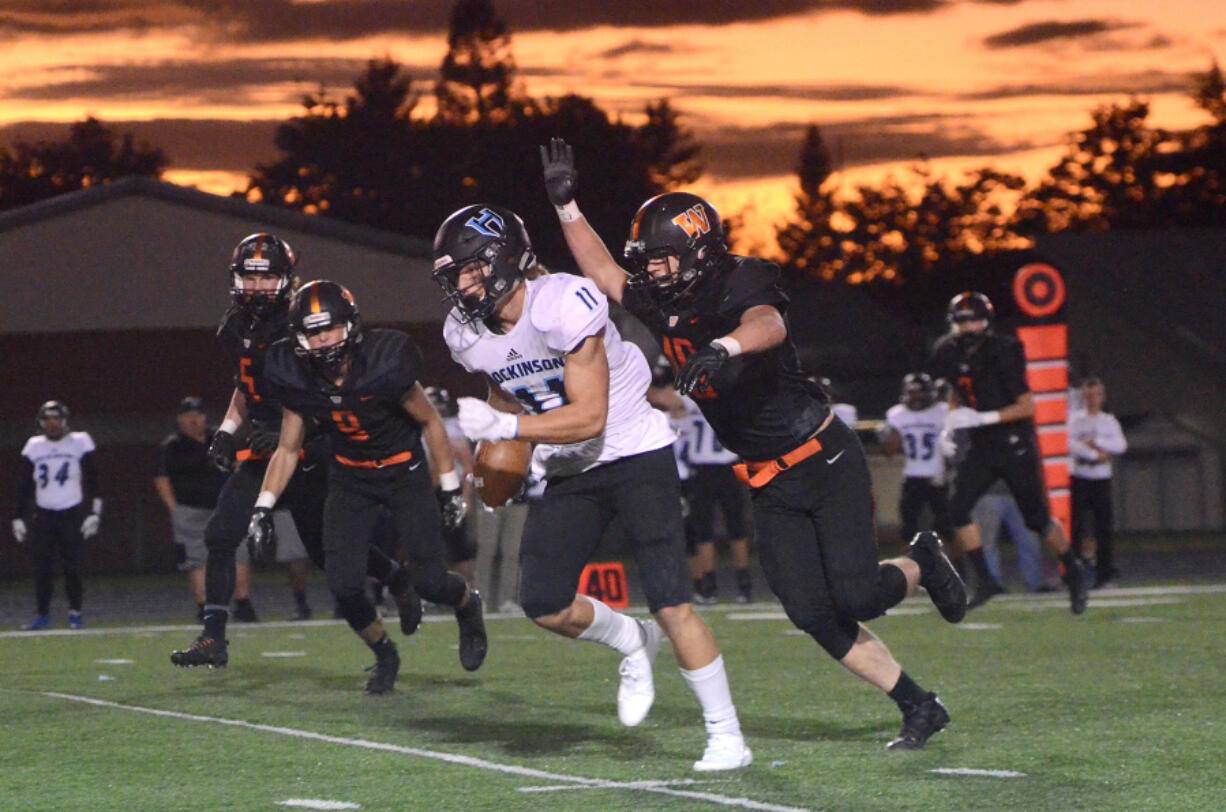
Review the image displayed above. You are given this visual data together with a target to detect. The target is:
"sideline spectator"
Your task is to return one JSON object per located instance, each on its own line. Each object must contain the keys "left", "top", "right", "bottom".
{"left": 1069, "top": 377, "right": 1128, "bottom": 588}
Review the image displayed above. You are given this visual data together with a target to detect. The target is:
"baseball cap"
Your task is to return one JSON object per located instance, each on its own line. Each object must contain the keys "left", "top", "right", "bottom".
{"left": 178, "top": 396, "right": 206, "bottom": 415}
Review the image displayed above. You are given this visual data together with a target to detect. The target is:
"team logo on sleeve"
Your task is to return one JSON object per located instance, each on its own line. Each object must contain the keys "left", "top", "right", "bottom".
{"left": 464, "top": 208, "right": 506, "bottom": 238}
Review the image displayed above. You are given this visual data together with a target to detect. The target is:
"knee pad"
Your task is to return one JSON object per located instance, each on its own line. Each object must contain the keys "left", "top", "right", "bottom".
{"left": 802, "top": 613, "right": 859, "bottom": 661}
{"left": 334, "top": 590, "right": 377, "bottom": 633}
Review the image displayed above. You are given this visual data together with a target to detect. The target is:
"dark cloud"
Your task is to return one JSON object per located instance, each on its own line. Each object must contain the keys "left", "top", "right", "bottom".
{"left": 0, "top": 0, "right": 1006, "bottom": 43}
{"left": 635, "top": 81, "right": 914, "bottom": 103}
{"left": 596, "top": 39, "right": 679, "bottom": 60}
{"left": 983, "top": 19, "right": 1140, "bottom": 49}
{"left": 960, "top": 69, "right": 1194, "bottom": 100}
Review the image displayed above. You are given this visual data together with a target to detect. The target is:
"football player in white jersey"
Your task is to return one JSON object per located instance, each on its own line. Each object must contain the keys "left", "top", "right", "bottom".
{"left": 434, "top": 204, "right": 751, "bottom": 772}
{"left": 882, "top": 373, "right": 955, "bottom": 546}
{"left": 12, "top": 401, "right": 102, "bottom": 630}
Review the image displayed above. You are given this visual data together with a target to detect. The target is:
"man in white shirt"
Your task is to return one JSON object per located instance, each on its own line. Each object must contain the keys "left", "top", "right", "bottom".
{"left": 1068, "top": 377, "right": 1127, "bottom": 588}
{"left": 434, "top": 203, "right": 750, "bottom": 772}
{"left": 11, "top": 401, "right": 101, "bottom": 630}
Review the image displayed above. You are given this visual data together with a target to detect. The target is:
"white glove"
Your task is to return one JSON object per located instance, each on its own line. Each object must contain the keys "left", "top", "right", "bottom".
{"left": 938, "top": 429, "right": 959, "bottom": 459}
{"left": 81, "top": 513, "right": 100, "bottom": 539}
{"left": 12, "top": 518, "right": 26, "bottom": 543}
{"left": 457, "top": 397, "right": 520, "bottom": 443}
{"left": 945, "top": 407, "right": 1000, "bottom": 431}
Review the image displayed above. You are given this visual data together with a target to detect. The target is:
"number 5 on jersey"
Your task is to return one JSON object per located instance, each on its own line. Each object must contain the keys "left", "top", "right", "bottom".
{"left": 331, "top": 410, "right": 369, "bottom": 441}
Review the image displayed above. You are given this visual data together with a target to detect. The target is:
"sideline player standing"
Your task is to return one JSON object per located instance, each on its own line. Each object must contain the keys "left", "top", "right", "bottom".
{"left": 248, "top": 280, "right": 485, "bottom": 695}
{"left": 433, "top": 204, "right": 750, "bottom": 771}
{"left": 12, "top": 401, "right": 102, "bottom": 630}
{"left": 542, "top": 138, "right": 965, "bottom": 750}
{"left": 171, "top": 234, "right": 418, "bottom": 670}
{"left": 1069, "top": 376, "right": 1127, "bottom": 588}
{"left": 927, "top": 291, "right": 1088, "bottom": 613}
{"left": 882, "top": 373, "right": 955, "bottom": 545}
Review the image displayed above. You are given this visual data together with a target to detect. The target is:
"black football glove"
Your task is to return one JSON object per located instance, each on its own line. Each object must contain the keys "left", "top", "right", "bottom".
{"left": 245, "top": 506, "right": 275, "bottom": 562}
{"left": 438, "top": 488, "right": 467, "bottom": 532}
{"left": 540, "top": 137, "right": 578, "bottom": 207}
{"left": 247, "top": 428, "right": 280, "bottom": 457}
{"left": 208, "top": 430, "right": 238, "bottom": 473}
{"left": 675, "top": 343, "right": 730, "bottom": 396}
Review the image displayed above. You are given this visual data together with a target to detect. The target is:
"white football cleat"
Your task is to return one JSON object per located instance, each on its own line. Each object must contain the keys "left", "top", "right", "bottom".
{"left": 693, "top": 733, "right": 754, "bottom": 772}
{"left": 617, "top": 619, "right": 663, "bottom": 727}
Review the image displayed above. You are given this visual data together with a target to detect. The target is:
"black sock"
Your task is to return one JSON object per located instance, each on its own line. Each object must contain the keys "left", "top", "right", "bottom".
{"left": 293, "top": 590, "right": 308, "bottom": 607}
{"left": 887, "top": 671, "right": 927, "bottom": 712}
{"left": 367, "top": 633, "right": 396, "bottom": 660}
{"left": 202, "top": 607, "right": 228, "bottom": 639}
{"left": 736, "top": 568, "right": 752, "bottom": 593}
{"left": 235, "top": 597, "right": 253, "bottom": 610}
{"left": 967, "top": 548, "right": 994, "bottom": 584}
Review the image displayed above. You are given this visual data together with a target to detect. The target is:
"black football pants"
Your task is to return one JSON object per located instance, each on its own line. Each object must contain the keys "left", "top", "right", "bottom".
{"left": 899, "top": 476, "right": 954, "bottom": 542}
{"left": 29, "top": 506, "right": 86, "bottom": 615}
{"left": 1072, "top": 476, "right": 1115, "bottom": 572}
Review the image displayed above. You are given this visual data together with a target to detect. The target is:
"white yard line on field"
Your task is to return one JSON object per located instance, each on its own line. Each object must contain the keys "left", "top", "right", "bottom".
{"left": 40, "top": 692, "right": 811, "bottom": 812}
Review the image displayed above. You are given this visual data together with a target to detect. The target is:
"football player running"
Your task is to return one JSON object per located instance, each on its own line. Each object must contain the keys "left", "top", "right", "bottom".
{"left": 171, "top": 234, "right": 423, "bottom": 671}
{"left": 246, "top": 280, "right": 485, "bottom": 695}
{"left": 927, "top": 292, "right": 1088, "bottom": 613}
{"left": 542, "top": 138, "right": 965, "bottom": 751}
{"left": 433, "top": 204, "right": 750, "bottom": 772}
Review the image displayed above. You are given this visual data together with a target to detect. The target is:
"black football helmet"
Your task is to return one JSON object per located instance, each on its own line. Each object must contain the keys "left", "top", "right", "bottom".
{"left": 37, "top": 400, "right": 69, "bottom": 438}
{"left": 901, "top": 372, "right": 936, "bottom": 410}
{"left": 947, "top": 291, "right": 994, "bottom": 327}
{"left": 432, "top": 204, "right": 536, "bottom": 323}
{"left": 624, "top": 192, "right": 727, "bottom": 306}
{"left": 230, "top": 233, "right": 297, "bottom": 316}
{"left": 289, "top": 280, "right": 362, "bottom": 376}
{"left": 424, "top": 385, "right": 457, "bottom": 419}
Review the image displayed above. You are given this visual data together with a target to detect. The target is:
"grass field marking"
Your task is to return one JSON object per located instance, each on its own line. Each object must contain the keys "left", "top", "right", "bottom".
{"left": 261, "top": 651, "right": 308, "bottom": 657}
{"left": 1119, "top": 617, "right": 1170, "bottom": 623}
{"left": 41, "top": 692, "right": 813, "bottom": 812}
{"left": 928, "top": 768, "right": 1027, "bottom": 778}
{"left": 518, "top": 778, "right": 734, "bottom": 792}
{"left": 93, "top": 658, "right": 134, "bottom": 664}
{"left": 956, "top": 623, "right": 1002, "bottom": 631}
{"left": 277, "top": 801, "right": 360, "bottom": 810}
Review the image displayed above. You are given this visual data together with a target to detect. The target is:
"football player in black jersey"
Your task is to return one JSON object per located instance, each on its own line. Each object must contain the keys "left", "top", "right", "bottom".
{"left": 542, "top": 138, "right": 966, "bottom": 750}
{"left": 171, "top": 234, "right": 422, "bottom": 670}
{"left": 247, "top": 280, "right": 485, "bottom": 695}
{"left": 927, "top": 292, "right": 1088, "bottom": 614}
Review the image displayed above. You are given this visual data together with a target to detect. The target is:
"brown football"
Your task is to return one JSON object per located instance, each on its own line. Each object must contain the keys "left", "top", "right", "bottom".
{"left": 472, "top": 438, "right": 533, "bottom": 507}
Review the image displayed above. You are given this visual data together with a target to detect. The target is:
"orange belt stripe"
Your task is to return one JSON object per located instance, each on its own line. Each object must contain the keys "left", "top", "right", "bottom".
{"left": 335, "top": 450, "right": 414, "bottom": 469}
{"left": 732, "top": 437, "right": 823, "bottom": 489}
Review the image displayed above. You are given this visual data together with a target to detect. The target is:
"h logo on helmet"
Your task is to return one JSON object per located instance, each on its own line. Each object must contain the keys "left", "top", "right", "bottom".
{"left": 670, "top": 205, "right": 711, "bottom": 239}
{"left": 464, "top": 208, "right": 506, "bottom": 238}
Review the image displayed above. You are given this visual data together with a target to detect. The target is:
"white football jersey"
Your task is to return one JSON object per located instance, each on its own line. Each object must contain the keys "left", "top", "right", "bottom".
{"left": 832, "top": 402, "right": 859, "bottom": 429}
{"left": 680, "top": 397, "right": 739, "bottom": 466}
{"left": 22, "top": 431, "right": 95, "bottom": 510}
{"left": 886, "top": 402, "right": 948, "bottom": 479}
{"left": 444, "top": 274, "right": 674, "bottom": 479}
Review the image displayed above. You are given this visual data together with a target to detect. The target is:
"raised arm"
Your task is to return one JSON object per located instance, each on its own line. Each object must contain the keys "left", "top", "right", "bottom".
{"left": 541, "top": 138, "right": 628, "bottom": 303}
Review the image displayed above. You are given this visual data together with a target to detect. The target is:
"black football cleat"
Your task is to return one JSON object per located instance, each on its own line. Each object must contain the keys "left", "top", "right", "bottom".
{"left": 363, "top": 646, "right": 401, "bottom": 696}
{"left": 170, "top": 636, "right": 229, "bottom": 669}
{"left": 231, "top": 600, "right": 259, "bottom": 623}
{"left": 966, "top": 579, "right": 1006, "bottom": 611}
{"left": 886, "top": 692, "right": 950, "bottom": 751}
{"left": 455, "top": 590, "right": 488, "bottom": 672}
{"left": 1063, "top": 555, "right": 1089, "bottom": 615}
{"left": 910, "top": 531, "right": 967, "bottom": 623}
{"left": 393, "top": 580, "right": 423, "bottom": 636}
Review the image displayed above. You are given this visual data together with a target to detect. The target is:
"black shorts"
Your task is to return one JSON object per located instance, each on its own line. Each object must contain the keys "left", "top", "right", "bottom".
{"left": 518, "top": 446, "right": 691, "bottom": 618}
{"left": 948, "top": 428, "right": 1050, "bottom": 534}
{"left": 750, "top": 418, "right": 898, "bottom": 631}
{"left": 205, "top": 457, "right": 327, "bottom": 570}
{"left": 686, "top": 464, "right": 752, "bottom": 543}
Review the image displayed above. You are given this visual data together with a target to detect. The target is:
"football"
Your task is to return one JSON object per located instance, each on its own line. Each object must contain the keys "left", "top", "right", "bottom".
{"left": 472, "top": 438, "right": 533, "bottom": 507}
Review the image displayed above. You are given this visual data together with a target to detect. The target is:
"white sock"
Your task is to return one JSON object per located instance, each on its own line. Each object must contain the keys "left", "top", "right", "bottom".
{"left": 575, "top": 594, "right": 644, "bottom": 656}
{"left": 680, "top": 655, "right": 742, "bottom": 736}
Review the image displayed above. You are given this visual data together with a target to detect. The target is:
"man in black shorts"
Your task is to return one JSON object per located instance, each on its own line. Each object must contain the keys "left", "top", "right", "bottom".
{"left": 247, "top": 280, "right": 485, "bottom": 695}
{"left": 171, "top": 234, "right": 420, "bottom": 670}
{"left": 543, "top": 138, "right": 966, "bottom": 751}
{"left": 927, "top": 292, "right": 1087, "bottom": 614}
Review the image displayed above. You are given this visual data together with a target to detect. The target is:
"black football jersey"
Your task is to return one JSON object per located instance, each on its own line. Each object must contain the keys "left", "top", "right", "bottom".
{"left": 623, "top": 255, "right": 829, "bottom": 461}
{"left": 217, "top": 306, "right": 291, "bottom": 435}
{"left": 928, "top": 329, "right": 1032, "bottom": 438}
{"left": 262, "top": 329, "right": 426, "bottom": 464}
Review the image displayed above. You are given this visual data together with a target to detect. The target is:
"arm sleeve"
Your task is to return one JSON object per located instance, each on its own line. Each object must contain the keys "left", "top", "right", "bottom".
{"left": 1097, "top": 415, "right": 1128, "bottom": 455}
{"left": 80, "top": 451, "right": 100, "bottom": 505}
{"left": 394, "top": 335, "right": 424, "bottom": 399}
{"left": 1068, "top": 436, "right": 1097, "bottom": 461}
{"left": 15, "top": 457, "right": 35, "bottom": 518}
{"left": 1000, "top": 337, "right": 1030, "bottom": 402}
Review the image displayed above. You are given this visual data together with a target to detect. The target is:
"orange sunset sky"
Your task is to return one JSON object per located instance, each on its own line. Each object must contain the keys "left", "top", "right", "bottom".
{"left": 2, "top": 1, "right": 1224, "bottom": 248}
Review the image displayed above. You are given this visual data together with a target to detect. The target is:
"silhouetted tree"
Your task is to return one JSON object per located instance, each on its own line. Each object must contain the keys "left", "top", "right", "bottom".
{"left": 0, "top": 117, "right": 166, "bottom": 210}
{"left": 775, "top": 124, "right": 840, "bottom": 277}
{"left": 435, "top": 0, "right": 531, "bottom": 125}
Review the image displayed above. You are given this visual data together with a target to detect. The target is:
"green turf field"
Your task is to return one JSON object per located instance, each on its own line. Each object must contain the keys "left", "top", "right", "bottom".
{"left": 2, "top": 586, "right": 1224, "bottom": 811}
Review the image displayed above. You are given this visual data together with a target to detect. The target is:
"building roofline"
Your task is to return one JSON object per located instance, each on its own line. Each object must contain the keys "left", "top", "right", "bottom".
{"left": 0, "top": 176, "right": 432, "bottom": 257}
